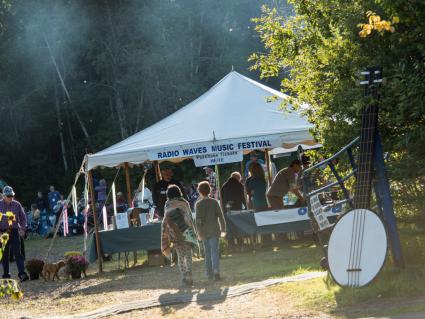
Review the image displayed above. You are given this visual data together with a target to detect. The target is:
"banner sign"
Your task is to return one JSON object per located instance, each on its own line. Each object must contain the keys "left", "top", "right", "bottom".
{"left": 147, "top": 136, "right": 281, "bottom": 161}
{"left": 309, "top": 194, "right": 331, "bottom": 230}
{"left": 193, "top": 150, "right": 243, "bottom": 167}
{"left": 253, "top": 205, "right": 339, "bottom": 227}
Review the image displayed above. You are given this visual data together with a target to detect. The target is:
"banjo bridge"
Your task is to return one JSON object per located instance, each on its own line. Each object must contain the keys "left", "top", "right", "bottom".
{"left": 347, "top": 268, "right": 362, "bottom": 272}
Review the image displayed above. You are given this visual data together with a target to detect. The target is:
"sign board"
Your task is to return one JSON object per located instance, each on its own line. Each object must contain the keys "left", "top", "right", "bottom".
{"left": 147, "top": 136, "right": 281, "bottom": 161}
{"left": 139, "top": 213, "right": 149, "bottom": 226}
{"left": 193, "top": 150, "right": 243, "bottom": 167}
{"left": 309, "top": 194, "right": 331, "bottom": 230}
{"left": 115, "top": 213, "right": 129, "bottom": 229}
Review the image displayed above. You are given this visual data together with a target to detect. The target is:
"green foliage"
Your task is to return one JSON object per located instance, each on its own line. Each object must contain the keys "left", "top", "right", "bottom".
{"left": 251, "top": 0, "right": 425, "bottom": 219}
{"left": 0, "top": 279, "right": 23, "bottom": 300}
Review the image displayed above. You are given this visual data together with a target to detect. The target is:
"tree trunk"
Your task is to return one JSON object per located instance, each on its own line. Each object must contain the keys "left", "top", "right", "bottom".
{"left": 54, "top": 81, "right": 69, "bottom": 172}
{"left": 135, "top": 89, "right": 144, "bottom": 133}
{"left": 43, "top": 33, "right": 93, "bottom": 150}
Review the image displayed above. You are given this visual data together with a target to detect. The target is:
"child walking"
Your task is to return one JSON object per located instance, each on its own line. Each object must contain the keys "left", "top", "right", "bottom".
{"left": 195, "top": 181, "right": 226, "bottom": 280}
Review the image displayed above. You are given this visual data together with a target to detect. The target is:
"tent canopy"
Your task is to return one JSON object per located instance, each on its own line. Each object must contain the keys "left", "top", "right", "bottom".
{"left": 86, "top": 71, "right": 316, "bottom": 171}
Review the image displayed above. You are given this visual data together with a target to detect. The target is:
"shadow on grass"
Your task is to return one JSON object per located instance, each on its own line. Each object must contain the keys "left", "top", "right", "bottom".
{"left": 158, "top": 285, "right": 229, "bottom": 315}
{"left": 53, "top": 241, "right": 323, "bottom": 299}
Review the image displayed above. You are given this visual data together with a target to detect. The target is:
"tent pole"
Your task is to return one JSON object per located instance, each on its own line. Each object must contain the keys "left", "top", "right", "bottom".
{"left": 265, "top": 149, "right": 272, "bottom": 186}
{"left": 124, "top": 162, "right": 132, "bottom": 206}
{"left": 88, "top": 170, "right": 103, "bottom": 273}
{"left": 154, "top": 160, "right": 162, "bottom": 182}
{"left": 124, "top": 162, "right": 137, "bottom": 265}
{"left": 215, "top": 164, "right": 221, "bottom": 198}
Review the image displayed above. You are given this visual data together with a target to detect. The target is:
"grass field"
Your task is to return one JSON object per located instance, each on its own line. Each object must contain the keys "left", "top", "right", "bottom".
{"left": 2, "top": 224, "right": 425, "bottom": 319}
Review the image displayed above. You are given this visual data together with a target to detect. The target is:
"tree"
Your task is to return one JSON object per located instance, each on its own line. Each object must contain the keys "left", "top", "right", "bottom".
{"left": 250, "top": 1, "right": 425, "bottom": 218}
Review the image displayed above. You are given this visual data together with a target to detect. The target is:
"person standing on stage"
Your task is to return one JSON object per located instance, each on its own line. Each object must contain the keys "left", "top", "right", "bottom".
{"left": 153, "top": 162, "right": 185, "bottom": 218}
{"left": 267, "top": 159, "right": 304, "bottom": 209}
{"left": 0, "top": 186, "right": 29, "bottom": 281}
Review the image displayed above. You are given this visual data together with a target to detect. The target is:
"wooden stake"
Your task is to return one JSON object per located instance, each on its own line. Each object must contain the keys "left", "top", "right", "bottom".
{"left": 88, "top": 170, "right": 103, "bottom": 273}
{"left": 154, "top": 161, "right": 162, "bottom": 182}
{"left": 265, "top": 149, "right": 272, "bottom": 186}
{"left": 124, "top": 162, "right": 137, "bottom": 265}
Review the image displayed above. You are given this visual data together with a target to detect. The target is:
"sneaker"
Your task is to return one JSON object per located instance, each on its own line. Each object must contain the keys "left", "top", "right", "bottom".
{"left": 213, "top": 273, "right": 221, "bottom": 281}
{"left": 18, "top": 272, "right": 29, "bottom": 282}
{"left": 2, "top": 274, "right": 11, "bottom": 279}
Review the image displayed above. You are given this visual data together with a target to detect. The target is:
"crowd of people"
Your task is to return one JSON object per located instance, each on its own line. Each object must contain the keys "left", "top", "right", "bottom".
{"left": 157, "top": 151, "right": 311, "bottom": 286}
{"left": 0, "top": 150, "right": 315, "bottom": 285}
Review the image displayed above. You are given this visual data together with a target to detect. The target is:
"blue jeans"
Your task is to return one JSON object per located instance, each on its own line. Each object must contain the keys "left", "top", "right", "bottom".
{"left": 203, "top": 237, "right": 220, "bottom": 276}
{"left": 1, "top": 229, "right": 26, "bottom": 277}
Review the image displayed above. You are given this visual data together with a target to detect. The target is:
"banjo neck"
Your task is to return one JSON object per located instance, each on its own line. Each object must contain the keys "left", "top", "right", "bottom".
{"left": 353, "top": 104, "right": 378, "bottom": 209}
{"left": 353, "top": 67, "right": 382, "bottom": 210}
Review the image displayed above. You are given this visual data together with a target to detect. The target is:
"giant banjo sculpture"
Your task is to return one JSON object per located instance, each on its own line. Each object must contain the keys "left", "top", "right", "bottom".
{"left": 302, "top": 67, "right": 404, "bottom": 288}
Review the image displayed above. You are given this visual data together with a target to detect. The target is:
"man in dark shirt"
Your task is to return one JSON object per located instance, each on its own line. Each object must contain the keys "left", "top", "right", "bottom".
{"left": 0, "top": 186, "right": 29, "bottom": 281}
{"left": 220, "top": 172, "right": 246, "bottom": 213}
{"left": 152, "top": 163, "right": 185, "bottom": 218}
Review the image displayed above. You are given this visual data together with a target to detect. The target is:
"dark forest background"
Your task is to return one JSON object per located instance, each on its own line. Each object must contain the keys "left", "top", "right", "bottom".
{"left": 0, "top": 0, "right": 290, "bottom": 205}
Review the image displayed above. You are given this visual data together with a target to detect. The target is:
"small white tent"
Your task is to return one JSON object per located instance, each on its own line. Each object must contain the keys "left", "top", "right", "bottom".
{"left": 86, "top": 71, "right": 316, "bottom": 171}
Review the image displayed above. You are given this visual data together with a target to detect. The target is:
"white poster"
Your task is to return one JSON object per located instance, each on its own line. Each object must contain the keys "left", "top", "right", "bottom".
{"left": 115, "top": 213, "right": 129, "bottom": 229}
{"left": 310, "top": 195, "right": 331, "bottom": 230}
{"left": 193, "top": 150, "right": 243, "bottom": 167}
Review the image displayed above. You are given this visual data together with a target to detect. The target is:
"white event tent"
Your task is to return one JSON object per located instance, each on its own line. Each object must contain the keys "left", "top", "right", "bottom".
{"left": 86, "top": 71, "right": 316, "bottom": 171}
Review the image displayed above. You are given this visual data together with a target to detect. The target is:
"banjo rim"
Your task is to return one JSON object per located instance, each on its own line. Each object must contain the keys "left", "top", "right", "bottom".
{"left": 327, "top": 208, "right": 388, "bottom": 288}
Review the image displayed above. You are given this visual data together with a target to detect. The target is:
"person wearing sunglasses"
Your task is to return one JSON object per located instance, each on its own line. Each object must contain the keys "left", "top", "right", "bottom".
{"left": 0, "top": 186, "right": 29, "bottom": 282}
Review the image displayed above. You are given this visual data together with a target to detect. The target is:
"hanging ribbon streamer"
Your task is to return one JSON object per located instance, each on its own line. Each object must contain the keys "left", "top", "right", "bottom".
{"left": 62, "top": 206, "right": 69, "bottom": 237}
{"left": 112, "top": 182, "right": 117, "bottom": 216}
{"left": 102, "top": 205, "right": 108, "bottom": 231}
{"left": 72, "top": 185, "right": 78, "bottom": 215}
{"left": 84, "top": 178, "right": 89, "bottom": 240}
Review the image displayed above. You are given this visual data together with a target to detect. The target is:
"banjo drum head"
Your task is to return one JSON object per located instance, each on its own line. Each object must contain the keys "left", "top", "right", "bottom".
{"left": 327, "top": 209, "right": 387, "bottom": 287}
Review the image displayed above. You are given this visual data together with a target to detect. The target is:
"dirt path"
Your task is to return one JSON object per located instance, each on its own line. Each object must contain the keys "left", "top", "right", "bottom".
{"left": 20, "top": 272, "right": 326, "bottom": 319}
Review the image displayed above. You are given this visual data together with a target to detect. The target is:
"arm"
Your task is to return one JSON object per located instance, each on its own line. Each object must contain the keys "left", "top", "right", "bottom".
{"left": 176, "top": 181, "right": 188, "bottom": 200}
{"left": 240, "top": 184, "right": 247, "bottom": 209}
{"left": 18, "top": 204, "right": 27, "bottom": 233}
{"left": 195, "top": 201, "right": 204, "bottom": 240}
{"left": 220, "top": 185, "right": 227, "bottom": 211}
{"left": 152, "top": 184, "right": 159, "bottom": 207}
{"left": 245, "top": 181, "right": 253, "bottom": 210}
{"left": 215, "top": 200, "right": 226, "bottom": 233}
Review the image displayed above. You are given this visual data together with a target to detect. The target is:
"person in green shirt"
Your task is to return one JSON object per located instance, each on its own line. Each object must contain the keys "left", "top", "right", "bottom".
{"left": 195, "top": 181, "right": 226, "bottom": 281}
{"left": 267, "top": 159, "right": 304, "bottom": 209}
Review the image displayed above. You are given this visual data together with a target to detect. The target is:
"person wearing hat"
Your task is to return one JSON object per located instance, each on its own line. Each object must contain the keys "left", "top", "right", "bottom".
{"left": 0, "top": 186, "right": 29, "bottom": 281}
{"left": 153, "top": 162, "right": 186, "bottom": 218}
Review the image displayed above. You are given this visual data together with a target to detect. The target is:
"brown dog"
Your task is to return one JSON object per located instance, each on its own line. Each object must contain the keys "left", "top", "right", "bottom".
{"left": 42, "top": 260, "right": 66, "bottom": 281}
